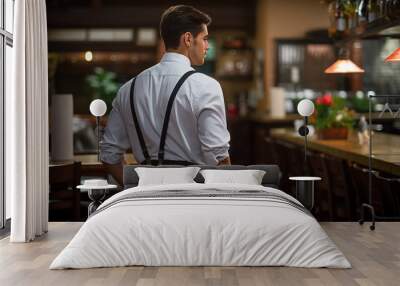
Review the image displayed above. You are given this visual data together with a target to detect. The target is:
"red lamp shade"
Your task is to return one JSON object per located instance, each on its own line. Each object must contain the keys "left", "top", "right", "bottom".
{"left": 324, "top": 59, "right": 365, "bottom": 74}
{"left": 385, "top": 48, "right": 400, "bottom": 62}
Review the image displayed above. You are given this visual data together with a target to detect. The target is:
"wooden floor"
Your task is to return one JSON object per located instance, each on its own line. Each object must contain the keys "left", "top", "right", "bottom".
{"left": 1, "top": 222, "right": 399, "bottom": 286}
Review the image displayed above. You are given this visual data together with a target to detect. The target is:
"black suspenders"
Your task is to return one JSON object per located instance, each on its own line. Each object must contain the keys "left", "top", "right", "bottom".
{"left": 129, "top": 77, "right": 151, "bottom": 165}
{"left": 129, "top": 70, "right": 197, "bottom": 165}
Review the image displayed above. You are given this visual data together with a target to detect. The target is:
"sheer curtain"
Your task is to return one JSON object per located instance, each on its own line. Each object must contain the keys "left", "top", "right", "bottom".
{"left": 7, "top": 0, "right": 49, "bottom": 242}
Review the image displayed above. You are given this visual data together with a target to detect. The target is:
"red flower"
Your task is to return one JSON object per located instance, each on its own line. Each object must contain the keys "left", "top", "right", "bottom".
{"left": 316, "top": 93, "right": 333, "bottom": 106}
{"left": 322, "top": 94, "right": 332, "bottom": 106}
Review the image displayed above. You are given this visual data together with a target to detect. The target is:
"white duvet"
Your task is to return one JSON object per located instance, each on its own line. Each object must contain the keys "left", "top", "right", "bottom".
{"left": 50, "top": 183, "right": 351, "bottom": 269}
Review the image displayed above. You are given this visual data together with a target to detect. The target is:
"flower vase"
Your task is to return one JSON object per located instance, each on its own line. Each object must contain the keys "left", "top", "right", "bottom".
{"left": 317, "top": 127, "right": 349, "bottom": 140}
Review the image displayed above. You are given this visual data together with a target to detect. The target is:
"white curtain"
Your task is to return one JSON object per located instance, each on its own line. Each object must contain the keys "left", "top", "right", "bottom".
{"left": 7, "top": 0, "right": 49, "bottom": 242}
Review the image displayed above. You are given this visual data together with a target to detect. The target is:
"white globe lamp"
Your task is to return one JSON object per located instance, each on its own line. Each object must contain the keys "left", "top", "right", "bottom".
{"left": 90, "top": 99, "right": 107, "bottom": 117}
{"left": 296, "top": 99, "right": 315, "bottom": 175}
{"left": 89, "top": 99, "right": 107, "bottom": 161}
{"left": 297, "top": 99, "right": 314, "bottom": 117}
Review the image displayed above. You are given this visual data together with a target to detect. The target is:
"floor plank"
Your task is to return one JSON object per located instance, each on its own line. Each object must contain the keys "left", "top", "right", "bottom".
{"left": 0, "top": 222, "right": 399, "bottom": 286}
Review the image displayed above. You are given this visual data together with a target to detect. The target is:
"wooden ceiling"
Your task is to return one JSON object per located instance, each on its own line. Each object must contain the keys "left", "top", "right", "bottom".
{"left": 46, "top": 0, "right": 257, "bottom": 32}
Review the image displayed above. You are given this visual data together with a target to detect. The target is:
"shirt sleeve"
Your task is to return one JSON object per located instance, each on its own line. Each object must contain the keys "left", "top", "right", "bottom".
{"left": 195, "top": 79, "right": 231, "bottom": 165}
{"left": 100, "top": 90, "right": 131, "bottom": 164}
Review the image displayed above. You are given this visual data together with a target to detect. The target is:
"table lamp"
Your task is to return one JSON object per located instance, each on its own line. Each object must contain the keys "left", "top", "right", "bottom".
{"left": 89, "top": 99, "right": 107, "bottom": 161}
{"left": 297, "top": 99, "right": 315, "bottom": 174}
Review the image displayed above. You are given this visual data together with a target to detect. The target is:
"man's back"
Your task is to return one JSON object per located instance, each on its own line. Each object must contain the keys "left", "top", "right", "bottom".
{"left": 101, "top": 52, "right": 230, "bottom": 165}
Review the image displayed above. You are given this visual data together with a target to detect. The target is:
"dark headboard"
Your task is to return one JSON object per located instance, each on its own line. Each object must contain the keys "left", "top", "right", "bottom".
{"left": 123, "top": 165, "right": 281, "bottom": 189}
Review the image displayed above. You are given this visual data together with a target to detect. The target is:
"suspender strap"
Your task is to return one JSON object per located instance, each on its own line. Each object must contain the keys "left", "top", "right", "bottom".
{"left": 130, "top": 70, "right": 197, "bottom": 165}
{"left": 158, "top": 70, "right": 197, "bottom": 165}
{"left": 129, "top": 77, "right": 151, "bottom": 165}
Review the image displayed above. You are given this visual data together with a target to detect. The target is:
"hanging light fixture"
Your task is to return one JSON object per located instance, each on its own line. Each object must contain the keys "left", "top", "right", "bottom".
{"left": 324, "top": 48, "right": 364, "bottom": 74}
{"left": 384, "top": 48, "right": 400, "bottom": 62}
{"left": 324, "top": 59, "right": 365, "bottom": 73}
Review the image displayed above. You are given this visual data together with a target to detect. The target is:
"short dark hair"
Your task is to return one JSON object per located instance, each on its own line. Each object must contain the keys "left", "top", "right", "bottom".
{"left": 160, "top": 5, "right": 211, "bottom": 50}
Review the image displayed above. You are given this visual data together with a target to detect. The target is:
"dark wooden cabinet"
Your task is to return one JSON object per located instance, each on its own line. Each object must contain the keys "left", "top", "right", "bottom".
{"left": 227, "top": 118, "right": 251, "bottom": 165}
{"left": 227, "top": 115, "right": 298, "bottom": 165}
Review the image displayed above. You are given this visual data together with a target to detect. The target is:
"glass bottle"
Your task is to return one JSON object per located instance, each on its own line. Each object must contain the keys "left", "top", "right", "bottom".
{"left": 389, "top": 0, "right": 400, "bottom": 17}
{"left": 336, "top": 0, "right": 346, "bottom": 33}
{"left": 328, "top": 1, "right": 337, "bottom": 37}
{"left": 357, "top": 0, "right": 368, "bottom": 24}
{"left": 344, "top": 0, "right": 358, "bottom": 30}
{"left": 368, "top": 0, "right": 379, "bottom": 22}
{"left": 377, "top": 0, "right": 386, "bottom": 18}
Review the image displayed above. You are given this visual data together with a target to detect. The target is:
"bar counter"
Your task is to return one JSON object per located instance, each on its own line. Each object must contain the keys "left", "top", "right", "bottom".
{"left": 247, "top": 113, "right": 301, "bottom": 124}
{"left": 50, "top": 154, "right": 137, "bottom": 177}
{"left": 247, "top": 112, "right": 395, "bottom": 124}
{"left": 270, "top": 128, "right": 400, "bottom": 176}
{"left": 232, "top": 112, "right": 398, "bottom": 165}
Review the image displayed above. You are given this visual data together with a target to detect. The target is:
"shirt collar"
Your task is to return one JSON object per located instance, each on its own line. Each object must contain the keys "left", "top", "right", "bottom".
{"left": 161, "top": 52, "right": 191, "bottom": 67}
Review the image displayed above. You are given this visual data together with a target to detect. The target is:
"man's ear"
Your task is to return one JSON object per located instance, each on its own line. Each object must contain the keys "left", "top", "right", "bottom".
{"left": 183, "top": 32, "right": 192, "bottom": 48}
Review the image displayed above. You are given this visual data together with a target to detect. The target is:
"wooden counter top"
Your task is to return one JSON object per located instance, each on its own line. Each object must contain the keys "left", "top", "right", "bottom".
{"left": 247, "top": 113, "right": 301, "bottom": 124}
{"left": 248, "top": 112, "right": 396, "bottom": 125}
{"left": 270, "top": 128, "right": 400, "bottom": 176}
{"left": 74, "top": 153, "right": 137, "bottom": 165}
{"left": 50, "top": 154, "right": 137, "bottom": 177}
{"left": 50, "top": 153, "right": 137, "bottom": 166}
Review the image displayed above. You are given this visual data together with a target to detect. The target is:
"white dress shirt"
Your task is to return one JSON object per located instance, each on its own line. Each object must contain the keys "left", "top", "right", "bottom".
{"left": 100, "top": 52, "right": 230, "bottom": 165}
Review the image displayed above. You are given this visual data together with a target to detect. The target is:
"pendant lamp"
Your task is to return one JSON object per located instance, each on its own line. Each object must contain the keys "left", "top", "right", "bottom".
{"left": 324, "top": 48, "right": 364, "bottom": 74}
{"left": 385, "top": 48, "right": 400, "bottom": 62}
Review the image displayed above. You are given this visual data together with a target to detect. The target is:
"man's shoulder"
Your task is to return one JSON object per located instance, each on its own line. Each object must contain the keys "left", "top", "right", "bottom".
{"left": 191, "top": 72, "right": 219, "bottom": 84}
{"left": 119, "top": 79, "right": 134, "bottom": 93}
{"left": 189, "top": 72, "right": 221, "bottom": 90}
{"left": 114, "top": 79, "right": 133, "bottom": 104}
{"left": 117, "top": 65, "right": 158, "bottom": 97}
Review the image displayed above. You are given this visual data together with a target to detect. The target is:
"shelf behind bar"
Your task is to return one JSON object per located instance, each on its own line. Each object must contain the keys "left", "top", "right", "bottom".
{"left": 369, "top": 95, "right": 400, "bottom": 98}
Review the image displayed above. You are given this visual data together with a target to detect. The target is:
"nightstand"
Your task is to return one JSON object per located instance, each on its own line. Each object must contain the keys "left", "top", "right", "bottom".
{"left": 289, "top": 176, "right": 321, "bottom": 210}
{"left": 77, "top": 184, "right": 117, "bottom": 216}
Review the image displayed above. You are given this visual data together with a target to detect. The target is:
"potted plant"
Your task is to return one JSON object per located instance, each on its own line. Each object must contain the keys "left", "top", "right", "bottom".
{"left": 343, "top": 0, "right": 357, "bottom": 30}
{"left": 348, "top": 91, "right": 371, "bottom": 113}
{"left": 310, "top": 93, "right": 355, "bottom": 140}
{"left": 86, "top": 67, "right": 120, "bottom": 112}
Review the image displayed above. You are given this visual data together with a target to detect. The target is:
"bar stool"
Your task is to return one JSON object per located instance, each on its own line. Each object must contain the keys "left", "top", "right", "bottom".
{"left": 372, "top": 172, "right": 400, "bottom": 217}
{"left": 349, "top": 163, "right": 369, "bottom": 219}
{"left": 350, "top": 164, "right": 399, "bottom": 218}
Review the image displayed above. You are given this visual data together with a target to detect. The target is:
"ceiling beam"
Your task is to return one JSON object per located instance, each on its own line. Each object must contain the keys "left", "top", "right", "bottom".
{"left": 47, "top": 4, "right": 256, "bottom": 33}
{"left": 48, "top": 41, "right": 158, "bottom": 52}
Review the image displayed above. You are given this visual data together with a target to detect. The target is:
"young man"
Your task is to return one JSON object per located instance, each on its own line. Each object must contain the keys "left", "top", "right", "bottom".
{"left": 100, "top": 5, "right": 231, "bottom": 185}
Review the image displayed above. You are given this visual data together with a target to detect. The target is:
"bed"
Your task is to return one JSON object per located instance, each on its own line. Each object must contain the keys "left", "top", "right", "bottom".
{"left": 50, "top": 165, "right": 350, "bottom": 269}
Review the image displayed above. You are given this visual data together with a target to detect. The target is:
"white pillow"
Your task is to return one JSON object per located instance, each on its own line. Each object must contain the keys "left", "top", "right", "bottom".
{"left": 135, "top": 167, "right": 200, "bottom": 186}
{"left": 200, "top": 169, "right": 266, "bottom": 185}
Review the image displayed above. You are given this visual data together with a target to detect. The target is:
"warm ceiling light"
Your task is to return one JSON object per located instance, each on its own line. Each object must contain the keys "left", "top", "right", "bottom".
{"left": 385, "top": 48, "right": 400, "bottom": 62}
{"left": 84, "top": 51, "right": 93, "bottom": 62}
{"left": 324, "top": 59, "right": 365, "bottom": 74}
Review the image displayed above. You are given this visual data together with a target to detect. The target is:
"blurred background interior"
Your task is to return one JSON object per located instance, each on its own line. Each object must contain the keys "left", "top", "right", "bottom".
{"left": 46, "top": 0, "right": 400, "bottom": 222}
